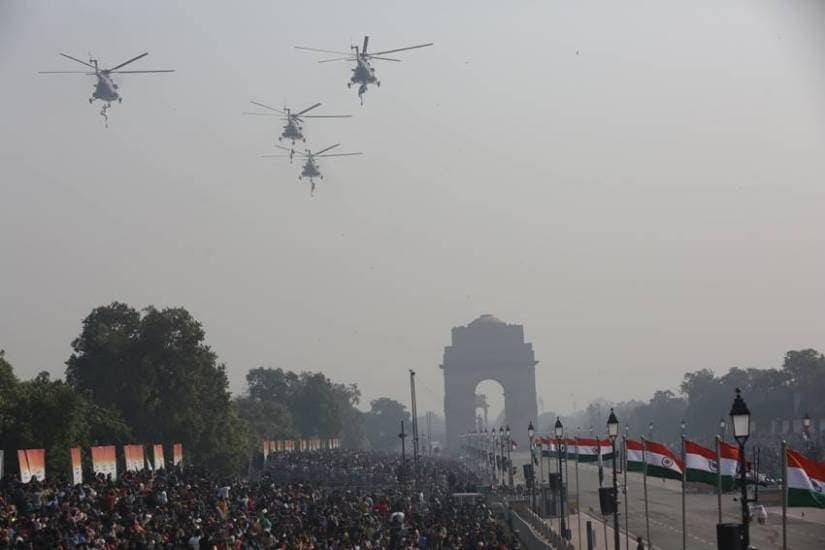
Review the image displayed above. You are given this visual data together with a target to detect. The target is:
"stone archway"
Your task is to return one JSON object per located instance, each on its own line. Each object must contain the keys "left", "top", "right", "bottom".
{"left": 441, "top": 314, "right": 538, "bottom": 451}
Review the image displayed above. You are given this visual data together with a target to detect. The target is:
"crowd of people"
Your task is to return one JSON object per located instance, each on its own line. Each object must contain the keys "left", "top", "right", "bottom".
{"left": 0, "top": 450, "right": 517, "bottom": 549}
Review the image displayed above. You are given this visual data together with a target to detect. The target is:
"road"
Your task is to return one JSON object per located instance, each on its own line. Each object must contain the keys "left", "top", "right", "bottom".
{"left": 506, "top": 452, "right": 825, "bottom": 549}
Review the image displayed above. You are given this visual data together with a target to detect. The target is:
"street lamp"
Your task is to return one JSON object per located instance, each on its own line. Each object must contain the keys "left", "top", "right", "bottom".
{"left": 729, "top": 388, "right": 751, "bottom": 549}
{"left": 680, "top": 419, "right": 686, "bottom": 436}
{"left": 527, "top": 421, "right": 535, "bottom": 509}
{"left": 607, "top": 409, "right": 620, "bottom": 550}
{"left": 648, "top": 421, "right": 654, "bottom": 439}
{"left": 555, "top": 417, "right": 567, "bottom": 540}
{"left": 803, "top": 412, "right": 812, "bottom": 438}
{"left": 506, "top": 425, "right": 513, "bottom": 488}
{"left": 719, "top": 417, "right": 726, "bottom": 439}
{"left": 499, "top": 426, "right": 505, "bottom": 487}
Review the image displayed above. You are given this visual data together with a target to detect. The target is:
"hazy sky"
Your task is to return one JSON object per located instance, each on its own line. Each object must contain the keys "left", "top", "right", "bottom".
{"left": 2, "top": 0, "right": 824, "bottom": 419}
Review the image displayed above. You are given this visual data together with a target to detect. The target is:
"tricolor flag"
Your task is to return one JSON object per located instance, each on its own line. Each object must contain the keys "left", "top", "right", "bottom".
{"left": 71, "top": 447, "right": 83, "bottom": 485}
{"left": 18, "top": 449, "right": 45, "bottom": 483}
{"left": 91, "top": 445, "right": 117, "bottom": 480}
{"left": 574, "top": 438, "right": 602, "bottom": 462}
{"left": 786, "top": 447, "right": 825, "bottom": 508}
{"left": 124, "top": 445, "right": 145, "bottom": 472}
{"left": 684, "top": 439, "right": 738, "bottom": 490}
{"left": 153, "top": 444, "right": 165, "bottom": 470}
{"left": 643, "top": 439, "right": 684, "bottom": 481}
{"left": 627, "top": 439, "right": 683, "bottom": 480}
{"left": 172, "top": 443, "right": 183, "bottom": 467}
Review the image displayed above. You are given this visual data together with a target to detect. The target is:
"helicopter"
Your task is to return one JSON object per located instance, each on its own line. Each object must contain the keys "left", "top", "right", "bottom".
{"left": 295, "top": 36, "right": 433, "bottom": 104}
{"left": 261, "top": 143, "right": 362, "bottom": 196}
{"left": 39, "top": 52, "right": 174, "bottom": 126}
{"left": 242, "top": 101, "right": 351, "bottom": 146}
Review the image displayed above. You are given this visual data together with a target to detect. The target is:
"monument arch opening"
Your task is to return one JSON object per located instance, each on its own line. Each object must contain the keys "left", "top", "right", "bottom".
{"left": 441, "top": 314, "right": 538, "bottom": 451}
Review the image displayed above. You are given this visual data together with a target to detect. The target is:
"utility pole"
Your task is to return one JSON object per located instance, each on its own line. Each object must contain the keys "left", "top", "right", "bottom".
{"left": 409, "top": 370, "right": 420, "bottom": 490}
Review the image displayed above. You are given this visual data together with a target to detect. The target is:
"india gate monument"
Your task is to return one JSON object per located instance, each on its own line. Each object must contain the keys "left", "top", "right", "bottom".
{"left": 441, "top": 314, "right": 539, "bottom": 451}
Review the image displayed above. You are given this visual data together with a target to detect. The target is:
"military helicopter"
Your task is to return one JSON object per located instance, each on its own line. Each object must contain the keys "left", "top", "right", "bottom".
{"left": 39, "top": 52, "right": 174, "bottom": 126}
{"left": 295, "top": 36, "right": 433, "bottom": 104}
{"left": 242, "top": 101, "right": 351, "bottom": 146}
{"left": 261, "top": 144, "right": 362, "bottom": 196}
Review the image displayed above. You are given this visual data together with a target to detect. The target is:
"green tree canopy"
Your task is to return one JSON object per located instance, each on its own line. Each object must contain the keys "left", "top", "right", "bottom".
{"left": 66, "top": 302, "right": 249, "bottom": 474}
{"left": 363, "top": 397, "right": 410, "bottom": 450}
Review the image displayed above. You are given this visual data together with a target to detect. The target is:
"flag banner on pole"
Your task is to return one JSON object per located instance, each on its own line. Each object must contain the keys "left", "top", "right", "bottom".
{"left": 685, "top": 440, "right": 739, "bottom": 490}
{"left": 627, "top": 439, "right": 645, "bottom": 472}
{"left": 91, "top": 445, "right": 117, "bottom": 480}
{"left": 71, "top": 447, "right": 83, "bottom": 485}
{"left": 153, "top": 444, "right": 164, "bottom": 470}
{"left": 642, "top": 439, "right": 684, "bottom": 481}
{"left": 565, "top": 438, "right": 578, "bottom": 460}
{"left": 17, "top": 449, "right": 45, "bottom": 483}
{"left": 123, "top": 445, "right": 145, "bottom": 472}
{"left": 598, "top": 439, "right": 615, "bottom": 461}
{"left": 574, "top": 438, "right": 604, "bottom": 462}
{"left": 718, "top": 441, "right": 739, "bottom": 491}
{"left": 173, "top": 443, "right": 183, "bottom": 466}
{"left": 786, "top": 447, "right": 825, "bottom": 508}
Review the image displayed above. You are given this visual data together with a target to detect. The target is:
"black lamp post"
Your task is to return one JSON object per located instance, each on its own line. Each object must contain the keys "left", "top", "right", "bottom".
{"left": 648, "top": 421, "right": 654, "bottom": 440}
{"left": 499, "top": 426, "right": 505, "bottom": 487}
{"left": 506, "top": 425, "right": 513, "bottom": 488}
{"left": 719, "top": 417, "right": 726, "bottom": 440}
{"left": 803, "top": 412, "right": 812, "bottom": 439}
{"left": 730, "top": 388, "right": 751, "bottom": 549}
{"left": 555, "top": 417, "right": 566, "bottom": 539}
{"left": 528, "top": 421, "right": 535, "bottom": 510}
{"left": 607, "top": 409, "right": 620, "bottom": 550}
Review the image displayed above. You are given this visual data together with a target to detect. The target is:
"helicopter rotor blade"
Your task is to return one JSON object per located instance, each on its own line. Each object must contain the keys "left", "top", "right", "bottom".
{"left": 367, "top": 56, "right": 402, "bottom": 62}
{"left": 295, "top": 46, "right": 353, "bottom": 56}
{"left": 241, "top": 112, "right": 281, "bottom": 116}
{"left": 58, "top": 53, "right": 96, "bottom": 69}
{"left": 110, "top": 69, "right": 175, "bottom": 74}
{"left": 259, "top": 155, "right": 293, "bottom": 159}
{"left": 296, "top": 102, "right": 322, "bottom": 116}
{"left": 249, "top": 101, "right": 285, "bottom": 114}
{"left": 315, "top": 143, "right": 340, "bottom": 156}
{"left": 318, "top": 57, "right": 356, "bottom": 64}
{"left": 274, "top": 145, "right": 294, "bottom": 153}
{"left": 370, "top": 43, "right": 433, "bottom": 56}
{"left": 317, "top": 152, "right": 363, "bottom": 158}
{"left": 38, "top": 71, "right": 95, "bottom": 74}
{"left": 363, "top": 36, "right": 369, "bottom": 55}
{"left": 302, "top": 115, "right": 352, "bottom": 119}
{"left": 108, "top": 52, "right": 149, "bottom": 71}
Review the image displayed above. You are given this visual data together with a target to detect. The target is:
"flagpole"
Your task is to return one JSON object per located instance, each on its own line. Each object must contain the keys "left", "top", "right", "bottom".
{"left": 642, "top": 436, "right": 651, "bottom": 548}
{"left": 715, "top": 435, "right": 722, "bottom": 525}
{"left": 575, "top": 436, "right": 582, "bottom": 550}
{"left": 623, "top": 435, "right": 629, "bottom": 550}
{"left": 781, "top": 439, "right": 787, "bottom": 550}
{"left": 681, "top": 434, "right": 687, "bottom": 550}
{"left": 539, "top": 436, "right": 545, "bottom": 511}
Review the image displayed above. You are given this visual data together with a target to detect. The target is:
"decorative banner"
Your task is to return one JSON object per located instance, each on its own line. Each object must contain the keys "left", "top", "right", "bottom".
{"left": 642, "top": 439, "right": 684, "bottom": 481}
{"left": 153, "top": 444, "right": 165, "bottom": 470}
{"left": 91, "top": 445, "right": 117, "bottom": 480}
{"left": 18, "top": 449, "right": 45, "bottom": 483}
{"left": 123, "top": 445, "right": 144, "bottom": 472}
{"left": 172, "top": 443, "right": 183, "bottom": 467}
{"left": 71, "top": 447, "right": 83, "bottom": 485}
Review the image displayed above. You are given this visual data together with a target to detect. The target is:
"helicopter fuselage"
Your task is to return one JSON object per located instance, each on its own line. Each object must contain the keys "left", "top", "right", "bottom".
{"left": 351, "top": 59, "right": 378, "bottom": 86}
{"left": 280, "top": 119, "right": 304, "bottom": 142}
{"left": 92, "top": 72, "right": 120, "bottom": 103}
{"left": 300, "top": 157, "right": 321, "bottom": 181}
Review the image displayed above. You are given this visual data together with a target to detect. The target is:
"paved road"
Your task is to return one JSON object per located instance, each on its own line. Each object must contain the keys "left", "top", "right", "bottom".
{"left": 508, "top": 452, "right": 825, "bottom": 549}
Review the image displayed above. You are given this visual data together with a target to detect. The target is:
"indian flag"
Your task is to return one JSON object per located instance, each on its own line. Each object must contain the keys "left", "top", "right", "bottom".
{"left": 575, "top": 438, "right": 601, "bottom": 462}
{"left": 627, "top": 439, "right": 645, "bottom": 472}
{"left": 786, "top": 447, "right": 825, "bottom": 508}
{"left": 685, "top": 440, "right": 718, "bottom": 486}
{"left": 643, "top": 440, "right": 683, "bottom": 481}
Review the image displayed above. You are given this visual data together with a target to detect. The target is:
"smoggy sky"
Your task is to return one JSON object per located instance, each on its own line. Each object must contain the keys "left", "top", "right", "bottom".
{"left": 1, "top": 0, "right": 824, "bottom": 418}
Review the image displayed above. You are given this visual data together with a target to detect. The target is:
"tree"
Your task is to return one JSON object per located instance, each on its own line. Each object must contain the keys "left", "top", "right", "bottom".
{"left": 66, "top": 302, "right": 249, "bottom": 474}
{"left": 241, "top": 367, "right": 364, "bottom": 445}
{"left": 363, "top": 398, "right": 410, "bottom": 450}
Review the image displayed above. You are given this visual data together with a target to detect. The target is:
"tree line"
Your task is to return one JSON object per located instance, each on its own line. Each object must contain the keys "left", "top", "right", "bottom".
{"left": 550, "top": 349, "right": 825, "bottom": 448}
{"left": 0, "top": 302, "right": 420, "bottom": 478}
